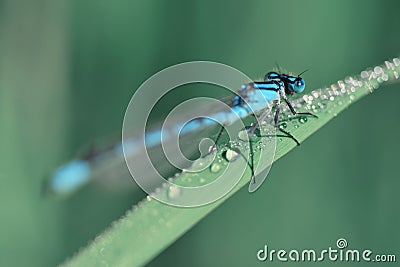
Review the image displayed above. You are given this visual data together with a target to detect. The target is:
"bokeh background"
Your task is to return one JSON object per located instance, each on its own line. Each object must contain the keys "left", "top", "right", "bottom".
{"left": 1, "top": 0, "right": 399, "bottom": 266}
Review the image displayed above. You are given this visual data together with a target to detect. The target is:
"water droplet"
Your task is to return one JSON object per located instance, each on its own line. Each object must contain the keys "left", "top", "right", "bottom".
{"left": 199, "top": 177, "right": 206, "bottom": 184}
{"left": 329, "top": 96, "right": 335, "bottom": 101}
{"left": 278, "top": 122, "right": 287, "bottom": 129}
{"left": 374, "top": 66, "right": 383, "bottom": 74}
{"left": 238, "top": 129, "right": 248, "bottom": 141}
{"left": 393, "top": 57, "right": 400, "bottom": 66}
{"left": 298, "top": 116, "right": 308, "bottom": 124}
{"left": 167, "top": 185, "right": 181, "bottom": 199}
{"left": 210, "top": 163, "right": 221, "bottom": 173}
{"left": 224, "top": 149, "right": 240, "bottom": 162}
{"left": 294, "top": 124, "right": 299, "bottom": 129}
{"left": 146, "top": 195, "right": 152, "bottom": 201}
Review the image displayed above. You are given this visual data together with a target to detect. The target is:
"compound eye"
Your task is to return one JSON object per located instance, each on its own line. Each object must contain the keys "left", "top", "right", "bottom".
{"left": 294, "top": 79, "right": 305, "bottom": 93}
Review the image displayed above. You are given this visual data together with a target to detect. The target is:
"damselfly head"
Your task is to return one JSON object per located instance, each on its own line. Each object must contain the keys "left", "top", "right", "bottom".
{"left": 265, "top": 68, "right": 307, "bottom": 94}
{"left": 287, "top": 76, "right": 306, "bottom": 93}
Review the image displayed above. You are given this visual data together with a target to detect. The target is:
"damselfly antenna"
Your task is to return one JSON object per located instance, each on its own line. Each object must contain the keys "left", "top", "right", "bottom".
{"left": 297, "top": 69, "right": 309, "bottom": 77}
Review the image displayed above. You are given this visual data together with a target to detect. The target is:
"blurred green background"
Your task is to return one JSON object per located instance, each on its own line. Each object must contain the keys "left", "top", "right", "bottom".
{"left": 1, "top": 0, "right": 399, "bottom": 266}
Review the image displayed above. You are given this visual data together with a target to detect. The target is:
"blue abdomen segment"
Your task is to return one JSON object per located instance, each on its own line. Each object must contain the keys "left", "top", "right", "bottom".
{"left": 50, "top": 160, "right": 91, "bottom": 194}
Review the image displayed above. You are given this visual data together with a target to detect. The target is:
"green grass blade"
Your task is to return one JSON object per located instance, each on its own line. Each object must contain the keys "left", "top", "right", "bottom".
{"left": 62, "top": 57, "right": 400, "bottom": 267}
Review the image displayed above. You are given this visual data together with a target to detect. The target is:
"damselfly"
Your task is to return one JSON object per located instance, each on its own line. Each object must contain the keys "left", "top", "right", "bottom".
{"left": 47, "top": 69, "right": 316, "bottom": 195}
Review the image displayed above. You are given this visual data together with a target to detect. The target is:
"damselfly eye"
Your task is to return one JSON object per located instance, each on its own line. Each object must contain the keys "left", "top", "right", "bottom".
{"left": 294, "top": 78, "right": 305, "bottom": 93}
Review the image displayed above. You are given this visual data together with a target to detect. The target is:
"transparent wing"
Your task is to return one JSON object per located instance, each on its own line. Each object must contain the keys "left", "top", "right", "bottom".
{"left": 48, "top": 67, "right": 278, "bottom": 200}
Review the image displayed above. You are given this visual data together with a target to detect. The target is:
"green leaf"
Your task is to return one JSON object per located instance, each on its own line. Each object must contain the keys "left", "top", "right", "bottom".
{"left": 62, "top": 57, "right": 400, "bottom": 267}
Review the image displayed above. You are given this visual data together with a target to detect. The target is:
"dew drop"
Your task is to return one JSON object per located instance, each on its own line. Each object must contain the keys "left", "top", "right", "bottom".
{"left": 210, "top": 163, "right": 221, "bottom": 173}
{"left": 294, "top": 124, "right": 299, "bottom": 129}
{"left": 224, "top": 149, "right": 240, "bottom": 162}
{"left": 278, "top": 122, "right": 287, "bottom": 129}
{"left": 298, "top": 116, "right": 308, "bottom": 124}
{"left": 167, "top": 185, "right": 181, "bottom": 199}
{"left": 393, "top": 57, "right": 400, "bottom": 66}
{"left": 238, "top": 129, "right": 248, "bottom": 141}
{"left": 329, "top": 96, "right": 335, "bottom": 101}
{"left": 361, "top": 71, "right": 369, "bottom": 79}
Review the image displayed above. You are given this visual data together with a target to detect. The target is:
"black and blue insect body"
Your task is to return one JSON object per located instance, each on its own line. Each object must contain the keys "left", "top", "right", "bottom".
{"left": 47, "top": 69, "right": 316, "bottom": 195}
{"left": 210, "top": 70, "right": 316, "bottom": 190}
